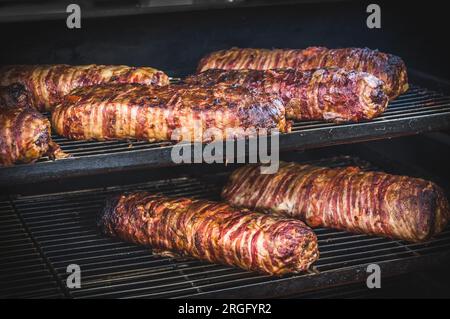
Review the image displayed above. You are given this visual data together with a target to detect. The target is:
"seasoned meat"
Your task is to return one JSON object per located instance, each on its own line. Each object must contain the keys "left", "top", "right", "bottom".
{"left": 185, "top": 68, "right": 388, "bottom": 122}
{"left": 0, "top": 64, "right": 169, "bottom": 111}
{"left": 197, "top": 47, "right": 408, "bottom": 99}
{"left": 0, "top": 106, "right": 67, "bottom": 166}
{"left": 98, "top": 192, "right": 319, "bottom": 275}
{"left": 222, "top": 163, "right": 450, "bottom": 242}
{"left": 0, "top": 83, "right": 32, "bottom": 109}
{"left": 51, "top": 83, "right": 289, "bottom": 142}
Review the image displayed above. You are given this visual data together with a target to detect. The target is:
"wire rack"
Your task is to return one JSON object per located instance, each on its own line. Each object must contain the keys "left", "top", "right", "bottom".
{"left": 2, "top": 156, "right": 450, "bottom": 298}
{"left": 43, "top": 85, "right": 450, "bottom": 158}
{"left": 1, "top": 84, "right": 450, "bottom": 186}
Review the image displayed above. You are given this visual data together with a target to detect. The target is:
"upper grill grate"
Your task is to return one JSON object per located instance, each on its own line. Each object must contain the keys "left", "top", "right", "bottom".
{"left": 1, "top": 84, "right": 450, "bottom": 186}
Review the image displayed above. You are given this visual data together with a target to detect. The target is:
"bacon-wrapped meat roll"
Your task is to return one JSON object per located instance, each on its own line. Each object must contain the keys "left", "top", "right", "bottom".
{"left": 98, "top": 193, "right": 319, "bottom": 275}
{"left": 185, "top": 68, "right": 388, "bottom": 122}
{"left": 0, "top": 106, "right": 67, "bottom": 166}
{"left": 51, "top": 83, "right": 289, "bottom": 142}
{"left": 0, "top": 64, "right": 169, "bottom": 111}
{"left": 222, "top": 163, "right": 450, "bottom": 242}
{"left": 197, "top": 47, "right": 408, "bottom": 99}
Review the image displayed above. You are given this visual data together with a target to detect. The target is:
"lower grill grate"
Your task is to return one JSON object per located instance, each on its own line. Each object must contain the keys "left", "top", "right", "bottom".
{"left": 3, "top": 156, "right": 450, "bottom": 298}
{"left": 0, "top": 200, "right": 64, "bottom": 298}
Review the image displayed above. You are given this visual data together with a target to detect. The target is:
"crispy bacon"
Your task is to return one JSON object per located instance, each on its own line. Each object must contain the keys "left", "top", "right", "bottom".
{"left": 0, "top": 64, "right": 169, "bottom": 111}
{"left": 0, "top": 83, "right": 32, "bottom": 109}
{"left": 98, "top": 193, "right": 319, "bottom": 275}
{"left": 0, "top": 105, "right": 67, "bottom": 166}
{"left": 51, "top": 83, "right": 289, "bottom": 142}
{"left": 222, "top": 163, "right": 450, "bottom": 242}
{"left": 185, "top": 68, "right": 388, "bottom": 122}
{"left": 197, "top": 47, "right": 408, "bottom": 99}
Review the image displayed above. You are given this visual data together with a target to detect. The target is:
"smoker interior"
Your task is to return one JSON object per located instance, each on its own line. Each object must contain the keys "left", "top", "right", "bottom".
{"left": 1, "top": 83, "right": 449, "bottom": 187}
{"left": 1, "top": 151, "right": 450, "bottom": 299}
{"left": 1, "top": 0, "right": 450, "bottom": 298}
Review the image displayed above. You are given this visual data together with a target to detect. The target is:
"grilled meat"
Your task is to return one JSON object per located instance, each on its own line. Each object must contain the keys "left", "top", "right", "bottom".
{"left": 222, "top": 163, "right": 450, "bottom": 242}
{"left": 197, "top": 47, "right": 408, "bottom": 99}
{"left": 185, "top": 68, "right": 388, "bottom": 122}
{"left": 0, "top": 64, "right": 169, "bottom": 111}
{"left": 0, "top": 106, "right": 67, "bottom": 166}
{"left": 0, "top": 83, "right": 32, "bottom": 109}
{"left": 51, "top": 83, "right": 289, "bottom": 142}
{"left": 98, "top": 192, "right": 319, "bottom": 275}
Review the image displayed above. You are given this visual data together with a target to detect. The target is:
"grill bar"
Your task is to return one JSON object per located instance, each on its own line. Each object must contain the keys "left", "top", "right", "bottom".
{"left": 2, "top": 156, "right": 450, "bottom": 298}
{"left": 0, "top": 200, "right": 64, "bottom": 298}
{"left": 1, "top": 84, "right": 450, "bottom": 187}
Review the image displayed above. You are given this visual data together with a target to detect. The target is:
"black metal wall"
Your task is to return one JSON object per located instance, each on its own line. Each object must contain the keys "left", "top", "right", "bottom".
{"left": 0, "top": 0, "right": 449, "bottom": 79}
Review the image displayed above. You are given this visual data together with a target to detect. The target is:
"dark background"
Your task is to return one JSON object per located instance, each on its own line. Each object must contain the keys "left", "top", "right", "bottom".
{"left": 0, "top": 0, "right": 449, "bottom": 81}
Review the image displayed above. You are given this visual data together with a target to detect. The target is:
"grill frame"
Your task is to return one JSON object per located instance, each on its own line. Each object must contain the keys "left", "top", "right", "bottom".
{"left": 1, "top": 84, "right": 450, "bottom": 187}
{"left": 2, "top": 155, "right": 450, "bottom": 299}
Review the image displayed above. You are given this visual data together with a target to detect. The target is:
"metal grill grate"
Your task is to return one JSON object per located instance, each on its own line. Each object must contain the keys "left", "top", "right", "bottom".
{"left": 0, "top": 200, "right": 63, "bottom": 298}
{"left": 43, "top": 85, "right": 450, "bottom": 158}
{"left": 1, "top": 84, "right": 450, "bottom": 186}
{"left": 3, "top": 156, "right": 450, "bottom": 298}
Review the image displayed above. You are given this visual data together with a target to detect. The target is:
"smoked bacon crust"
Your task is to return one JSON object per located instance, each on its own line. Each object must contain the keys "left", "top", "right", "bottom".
{"left": 222, "top": 163, "right": 450, "bottom": 242}
{"left": 0, "top": 83, "right": 32, "bottom": 109}
{"left": 51, "top": 83, "right": 289, "bottom": 142}
{"left": 0, "top": 64, "right": 169, "bottom": 111}
{"left": 0, "top": 106, "right": 66, "bottom": 166}
{"left": 197, "top": 47, "right": 408, "bottom": 99}
{"left": 98, "top": 192, "right": 319, "bottom": 275}
{"left": 185, "top": 68, "right": 389, "bottom": 122}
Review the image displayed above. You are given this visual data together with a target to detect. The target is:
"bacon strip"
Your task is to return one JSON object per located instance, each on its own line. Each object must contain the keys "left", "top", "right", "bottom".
{"left": 51, "top": 83, "right": 289, "bottom": 142}
{"left": 222, "top": 163, "right": 450, "bottom": 242}
{"left": 0, "top": 104, "right": 68, "bottom": 166}
{"left": 197, "top": 47, "right": 408, "bottom": 99}
{"left": 0, "top": 83, "right": 32, "bottom": 109}
{"left": 98, "top": 193, "right": 319, "bottom": 275}
{"left": 185, "top": 68, "right": 388, "bottom": 122}
{"left": 0, "top": 64, "right": 169, "bottom": 111}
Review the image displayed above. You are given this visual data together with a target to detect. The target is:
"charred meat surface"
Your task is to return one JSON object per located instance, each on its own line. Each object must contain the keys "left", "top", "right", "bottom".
{"left": 0, "top": 64, "right": 169, "bottom": 111}
{"left": 185, "top": 68, "right": 389, "bottom": 122}
{"left": 52, "top": 83, "right": 289, "bottom": 142}
{"left": 222, "top": 163, "right": 450, "bottom": 242}
{"left": 197, "top": 47, "right": 408, "bottom": 99}
{"left": 0, "top": 84, "right": 32, "bottom": 109}
{"left": 98, "top": 192, "right": 319, "bottom": 275}
{"left": 0, "top": 107, "right": 67, "bottom": 166}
